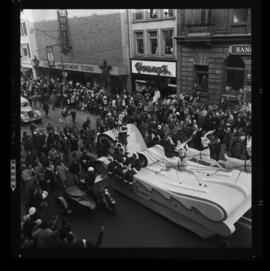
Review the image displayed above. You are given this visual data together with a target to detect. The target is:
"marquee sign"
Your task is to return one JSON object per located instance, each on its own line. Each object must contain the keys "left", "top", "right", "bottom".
{"left": 39, "top": 60, "right": 100, "bottom": 73}
{"left": 38, "top": 60, "right": 127, "bottom": 76}
{"left": 57, "top": 9, "right": 70, "bottom": 55}
{"left": 131, "top": 60, "right": 176, "bottom": 77}
{"left": 229, "top": 45, "right": 251, "bottom": 55}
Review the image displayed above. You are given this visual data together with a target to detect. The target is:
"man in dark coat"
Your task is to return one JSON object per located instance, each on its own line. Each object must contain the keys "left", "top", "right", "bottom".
{"left": 43, "top": 102, "right": 49, "bottom": 118}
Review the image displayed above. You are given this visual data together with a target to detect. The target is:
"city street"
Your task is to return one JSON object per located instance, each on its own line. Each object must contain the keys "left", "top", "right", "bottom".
{"left": 16, "top": 9, "right": 259, "bottom": 256}
{"left": 20, "top": 105, "right": 251, "bottom": 248}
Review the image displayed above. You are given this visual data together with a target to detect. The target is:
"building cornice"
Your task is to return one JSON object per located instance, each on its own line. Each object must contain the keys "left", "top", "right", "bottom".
{"left": 175, "top": 33, "right": 251, "bottom": 45}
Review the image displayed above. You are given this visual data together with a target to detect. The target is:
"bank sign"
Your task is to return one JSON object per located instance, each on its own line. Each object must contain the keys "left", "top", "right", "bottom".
{"left": 131, "top": 60, "right": 176, "bottom": 77}
{"left": 229, "top": 45, "right": 251, "bottom": 55}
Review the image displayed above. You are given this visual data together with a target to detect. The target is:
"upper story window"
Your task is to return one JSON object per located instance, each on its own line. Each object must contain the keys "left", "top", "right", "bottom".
{"left": 148, "top": 31, "right": 158, "bottom": 54}
{"left": 162, "top": 30, "right": 173, "bottom": 55}
{"left": 162, "top": 9, "right": 174, "bottom": 18}
{"left": 187, "top": 9, "right": 213, "bottom": 25}
{"left": 21, "top": 22, "right": 27, "bottom": 36}
{"left": 21, "top": 43, "right": 31, "bottom": 58}
{"left": 232, "top": 9, "right": 248, "bottom": 24}
{"left": 149, "top": 9, "right": 159, "bottom": 19}
{"left": 135, "top": 31, "right": 144, "bottom": 54}
{"left": 134, "top": 9, "right": 144, "bottom": 20}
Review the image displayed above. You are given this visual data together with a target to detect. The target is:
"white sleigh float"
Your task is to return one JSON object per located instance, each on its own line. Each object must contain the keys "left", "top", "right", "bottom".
{"left": 97, "top": 124, "right": 251, "bottom": 238}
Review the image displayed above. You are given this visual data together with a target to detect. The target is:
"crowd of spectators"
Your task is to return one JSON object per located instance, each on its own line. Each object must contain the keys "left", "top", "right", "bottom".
{"left": 20, "top": 73, "right": 252, "bottom": 247}
{"left": 21, "top": 74, "right": 251, "bottom": 160}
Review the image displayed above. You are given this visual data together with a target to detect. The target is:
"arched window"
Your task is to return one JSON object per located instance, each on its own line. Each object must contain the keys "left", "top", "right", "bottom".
{"left": 224, "top": 55, "right": 245, "bottom": 91}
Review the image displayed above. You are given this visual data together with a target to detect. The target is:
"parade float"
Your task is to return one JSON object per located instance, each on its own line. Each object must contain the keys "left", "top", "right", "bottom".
{"left": 96, "top": 124, "right": 251, "bottom": 238}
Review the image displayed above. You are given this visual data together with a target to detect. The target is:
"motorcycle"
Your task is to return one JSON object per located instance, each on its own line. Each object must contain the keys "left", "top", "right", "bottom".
{"left": 97, "top": 186, "right": 117, "bottom": 214}
{"left": 63, "top": 173, "right": 117, "bottom": 214}
{"left": 92, "top": 174, "right": 117, "bottom": 214}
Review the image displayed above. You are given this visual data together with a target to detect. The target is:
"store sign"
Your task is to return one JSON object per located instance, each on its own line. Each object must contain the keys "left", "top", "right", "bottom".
{"left": 131, "top": 60, "right": 176, "bottom": 77}
{"left": 39, "top": 60, "right": 100, "bottom": 73}
{"left": 39, "top": 60, "right": 127, "bottom": 76}
{"left": 57, "top": 9, "right": 70, "bottom": 55}
{"left": 229, "top": 45, "right": 251, "bottom": 55}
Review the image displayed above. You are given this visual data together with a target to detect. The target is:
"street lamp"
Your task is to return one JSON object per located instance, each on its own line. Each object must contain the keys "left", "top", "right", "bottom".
{"left": 32, "top": 55, "right": 40, "bottom": 79}
{"left": 100, "top": 60, "right": 112, "bottom": 89}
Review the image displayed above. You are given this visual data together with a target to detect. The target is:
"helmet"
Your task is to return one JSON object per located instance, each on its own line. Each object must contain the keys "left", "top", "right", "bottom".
{"left": 28, "top": 207, "right": 36, "bottom": 216}
{"left": 88, "top": 167, "right": 94, "bottom": 172}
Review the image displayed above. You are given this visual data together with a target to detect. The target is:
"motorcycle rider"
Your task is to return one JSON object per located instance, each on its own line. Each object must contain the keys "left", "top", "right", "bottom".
{"left": 85, "top": 166, "right": 98, "bottom": 202}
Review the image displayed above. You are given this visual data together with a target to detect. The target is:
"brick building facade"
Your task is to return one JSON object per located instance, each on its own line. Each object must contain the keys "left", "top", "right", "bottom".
{"left": 30, "top": 10, "right": 130, "bottom": 91}
{"left": 175, "top": 9, "right": 251, "bottom": 103}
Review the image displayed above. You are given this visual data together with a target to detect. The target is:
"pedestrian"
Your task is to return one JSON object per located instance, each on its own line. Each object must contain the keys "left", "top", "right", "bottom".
{"left": 70, "top": 110, "right": 77, "bottom": 125}
{"left": 21, "top": 164, "right": 35, "bottom": 199}
{"left": 21, "top": 208, "right": 37, "bottom": 240}
{"left": 44, "top": 161, "right": 57, "bottom": 195}
{"left": 65, "top": 231, "right": 84, "bottom": 248}
{"left": 58, "top": 218, "right": 72, "bottom": 242}
{"left": 32, "top": 220, "right": 53, "bottom": 248}
{"left": 55, "top": 160, "right": 69, "bottom": 189}
{"left": 69, "top": 155, "right": 81, "bottom": 184}
{"left": 47, "top": 231, "right": 64, "bottom": 248}
{"left": 82, "top": 225, "right": 105, "bottom": 248}
{"left": 61, "top": 106, "right": 69, "bottom": 126}
{"left": 43, "top": 102, "right": 49, "bottom": 118}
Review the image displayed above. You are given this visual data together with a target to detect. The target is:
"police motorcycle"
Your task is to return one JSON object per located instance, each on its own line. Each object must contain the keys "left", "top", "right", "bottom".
{"left": 93, "top": 173, "right": 117, "bottom": 214}
{"left": 61, "top": 165, "right": 117, "bottom": 214}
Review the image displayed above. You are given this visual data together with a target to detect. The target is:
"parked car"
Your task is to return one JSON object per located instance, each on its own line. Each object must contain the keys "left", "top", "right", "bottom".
{"left": 21, "top": 96, "right": 42, "bottom": 124}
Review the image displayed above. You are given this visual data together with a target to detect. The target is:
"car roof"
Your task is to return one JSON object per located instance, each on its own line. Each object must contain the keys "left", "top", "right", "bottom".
{"left": 21, "top": 97, "right": 29, "bottom": 103}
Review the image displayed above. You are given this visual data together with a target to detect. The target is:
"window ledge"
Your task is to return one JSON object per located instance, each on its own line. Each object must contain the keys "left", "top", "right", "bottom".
{"left": 132, "top": 17, "right": 176, "bottom": 23}
{"left": 231, "top": 23, "right": 247, "bottom": 27}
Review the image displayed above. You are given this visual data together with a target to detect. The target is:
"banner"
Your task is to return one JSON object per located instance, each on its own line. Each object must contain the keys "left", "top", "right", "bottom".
{"left": 57, "top": 9, "right": 70, "bottom": 55}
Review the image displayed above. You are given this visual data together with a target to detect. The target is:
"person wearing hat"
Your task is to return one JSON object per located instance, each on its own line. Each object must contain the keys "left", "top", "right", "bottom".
{"left": 21, "top": 208, "right": 37, "bottom": 241}
{"left": 85, "top": 166, "right": 97, "bottom": 196}
{"left": 32, "top": 220, "right": 53, "bottom": 248}
{"left": 163, "top": 135, "right": 177, "bottom": 158}
{"left": 81, "top": 225, "right": 105, "bottom": 248}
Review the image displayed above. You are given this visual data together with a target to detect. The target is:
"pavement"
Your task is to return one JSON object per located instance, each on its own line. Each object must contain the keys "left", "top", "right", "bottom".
{"left": 20, "top": 104, "right": 252, "bottom": 248}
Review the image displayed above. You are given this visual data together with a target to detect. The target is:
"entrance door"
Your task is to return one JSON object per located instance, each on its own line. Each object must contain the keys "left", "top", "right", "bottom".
{"left": 224, "top": 55, "right": 245, "bottom": 91}
{"left": 194, "top": 65, "right": 208, "bottom": 92}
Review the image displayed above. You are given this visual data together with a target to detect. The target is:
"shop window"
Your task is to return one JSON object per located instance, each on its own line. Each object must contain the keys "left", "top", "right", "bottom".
{"left": 163, "top": 9, "right": 174, "bottom": 18}
{"left": 187, "top": 9, "right": 213, "bottom": 25}
{"left": 194, "top": 65, "right": 208, "bottom": 92}
{"left": 149, "top": 9, "right": 159, "bottom": 19}
{"left": 135, "top": 32, "right": 144, "bottom": 54}
{"left": 232, "top": 9, "right": 248, "bottom": 24}
{"left": 149, "top": 31, "right": 158, "bottom": 55}
{"left": 225, "top": 55, "right": 245, "bottom": 91}
{"left": 163, "top": 30, "right": 173, "bottom": 55}
{"left": 134, "top": 9, "right": 144, "bottom": 20}
{"left": 27, "top": 44, "right": 31, "bottom": 58}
